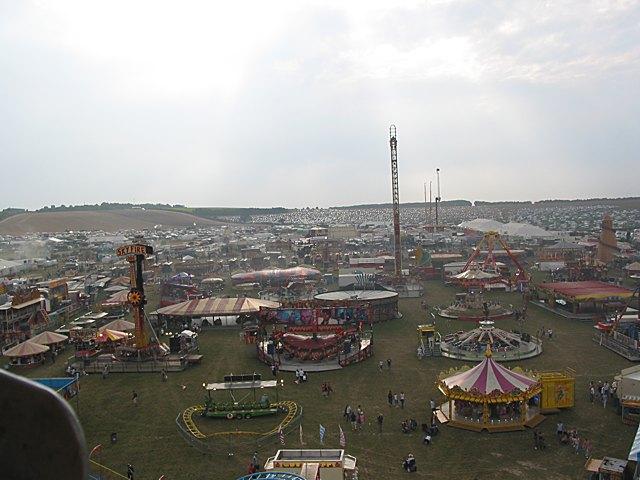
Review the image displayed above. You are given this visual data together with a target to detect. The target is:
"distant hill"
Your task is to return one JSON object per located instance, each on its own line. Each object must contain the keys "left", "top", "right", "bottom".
{"left": 0, "top": 209, "right": 224, "bottom": 235}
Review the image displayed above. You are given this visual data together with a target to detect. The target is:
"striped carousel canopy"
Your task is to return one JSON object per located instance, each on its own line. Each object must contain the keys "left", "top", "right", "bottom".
{"left": 442, "top": 353, "right": 537, "bottom": 395}
{"left": 156, "top": 297, "right": 280, "bottom": 317}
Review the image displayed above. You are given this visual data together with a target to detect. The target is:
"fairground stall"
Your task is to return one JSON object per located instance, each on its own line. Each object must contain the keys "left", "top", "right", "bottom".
{"left": 264, "top": 450, "right": 357, "bottom": 480}
{"left": 437, "top": 347, "right": 543, "bottom": 432}
{"left": 534, "top": 281, "right": 633, "bottom": 320}
{"left": 257, "top": 304, "right": 373, "bottom": 371}
{"left": 3, "top": 341, "right": 49, "bottom": 367}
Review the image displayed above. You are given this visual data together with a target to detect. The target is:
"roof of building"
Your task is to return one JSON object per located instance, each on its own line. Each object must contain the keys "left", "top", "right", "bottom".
{"left": 538, "top": 281, "right": 634, "bottom": 300}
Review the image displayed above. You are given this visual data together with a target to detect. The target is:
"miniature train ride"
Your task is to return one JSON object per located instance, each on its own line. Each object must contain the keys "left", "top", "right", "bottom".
{"left": 201, "top": 394, "right": 280, "bottom": 420}
{"left": 200, "top": 373, "right": 283, "bottom": 421}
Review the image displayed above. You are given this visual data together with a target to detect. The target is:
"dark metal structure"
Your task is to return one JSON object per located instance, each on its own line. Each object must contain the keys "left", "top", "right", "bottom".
{"left": 389, "top": 125, "right": 401, "bottom": 277}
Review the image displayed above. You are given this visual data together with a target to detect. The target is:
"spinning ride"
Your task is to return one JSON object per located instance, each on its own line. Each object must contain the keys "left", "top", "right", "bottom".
{"left": 437, "top": 347, "right": 543, "bottom": 432}
{"left": 454, "top": 231, "right": 529, "bottom": 290}
{"left": 438, "top": 290, "right": 513, "bottom": 322}
{"left": 440, "top": 320, "right": 541, "bottom": 361}
{"left": 257, "top": 306, "right": 373, "bottom": 371}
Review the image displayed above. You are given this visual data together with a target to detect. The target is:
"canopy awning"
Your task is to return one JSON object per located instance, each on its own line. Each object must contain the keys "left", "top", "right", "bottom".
{"left": 95, "top": 329, "right": 128, "bottom": 343}
{"left": 156, "top": 297, "right": 280, "bottom": 317}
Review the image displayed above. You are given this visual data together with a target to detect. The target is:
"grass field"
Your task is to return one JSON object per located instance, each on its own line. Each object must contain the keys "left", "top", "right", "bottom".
{"left": 16, "top": 280, "right": 639, "bottom": 480}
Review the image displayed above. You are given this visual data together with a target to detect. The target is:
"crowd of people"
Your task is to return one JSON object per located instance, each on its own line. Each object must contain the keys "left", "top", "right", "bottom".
{"left": 588, "top": 380, "right": 618, "bottom": 408}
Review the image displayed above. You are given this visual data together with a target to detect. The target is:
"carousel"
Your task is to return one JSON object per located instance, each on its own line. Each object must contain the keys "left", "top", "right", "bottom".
{"left": 437, "top": 347, "right": 543, "bottom": 432}
{"left": 440, "top": 320, "right": 541, "bottom": 361}
{"left": 438, "top": 289, "right": 513, "bottom": 321}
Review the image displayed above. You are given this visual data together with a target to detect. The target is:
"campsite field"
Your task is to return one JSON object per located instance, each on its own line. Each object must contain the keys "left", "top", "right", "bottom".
{"left": 17, "top": 280, "right": 638, "bottom": 479}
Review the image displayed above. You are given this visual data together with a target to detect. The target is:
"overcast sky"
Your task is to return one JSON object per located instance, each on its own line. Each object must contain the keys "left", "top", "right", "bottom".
{"left": 1, "top": 0, "right": 639, "bottom": 210}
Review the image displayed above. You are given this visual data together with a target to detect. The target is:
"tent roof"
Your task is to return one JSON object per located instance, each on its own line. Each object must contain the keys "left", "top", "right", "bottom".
{"left": 156, "top": 297, "right": 280, "bottom": 317}
{"left": 102, "top": 290, "right": 129, "bottom": 306}
{"left": 29, "top": 331, "right": 68, "bottom": 345}
{"left": 442, "top": 355, "right": 537, "bottom": 395}
{"left": 3, "top": 341, "right": 49, "bottom": 357}
{"left": 538, "top": 281, "right": 633, "bottom": 301}
{"left": 99, "top": 319, "right": 135, "bottom": 332}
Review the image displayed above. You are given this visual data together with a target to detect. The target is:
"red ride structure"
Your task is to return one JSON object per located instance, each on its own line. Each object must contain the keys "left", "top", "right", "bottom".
{"left": 458, "top": 231, "right": 529, "bottom": 289}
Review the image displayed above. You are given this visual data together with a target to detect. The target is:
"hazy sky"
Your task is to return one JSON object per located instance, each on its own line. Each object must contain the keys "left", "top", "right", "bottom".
{"left": 1, "top": 0, "right": 639, "bottom": 210}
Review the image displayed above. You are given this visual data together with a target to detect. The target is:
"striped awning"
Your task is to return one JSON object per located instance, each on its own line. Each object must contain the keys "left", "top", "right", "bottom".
{"left": 443, "top": 355, "right": 537, "bottom": 395}
{"left": 156, "top": 297, "right": 280, "bottom": 317}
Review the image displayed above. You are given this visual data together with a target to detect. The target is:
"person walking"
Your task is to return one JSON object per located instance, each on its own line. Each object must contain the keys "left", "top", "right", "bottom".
{"left": 589, "top": 385, "right": 595, "bottom": 403}
{"left": 602, "top": 391, "right": 608, "bottom": 408}
{"left": 388, "top": 390, "right": 393, "bottom": 407}
{"left": 393, "top": 393, "right": 399, "bottom": 407}
{"left": 377, "top": 413, "right": 384, "bottom": 433}
{"left": 430, "top": 399, "right": 436, "bottom": 412}
{"left": 161, "top": 369, "right": 167, "bottom": 382}
{"left": 378, "top": 361, "right": 384, "bottom": 372}
{"left": 102, "top": 365, "right": 109, "bottom": 380}
{"left": 127, "top": 464, "right": 134, "bottom": 480}
{"left": 386, "top": 358, "right": 392, "bottom": 369}
{"left": 400, "top": 392, "right": 406, "bottom": 409}
{"left": 132, "top": 390, "right": 138, "bottom": 406}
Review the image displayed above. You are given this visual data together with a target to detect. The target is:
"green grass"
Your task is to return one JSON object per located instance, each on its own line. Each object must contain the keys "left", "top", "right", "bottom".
{"left": 15, "top": 280, "right": 638, "bottom": 479}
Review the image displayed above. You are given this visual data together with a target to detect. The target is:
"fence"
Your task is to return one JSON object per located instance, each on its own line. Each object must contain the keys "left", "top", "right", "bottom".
{"left": 176, "top": 404, "right": 303, "bottom": 456}
{"left": 88, "top": 460, "right": 128, "bottom": 480}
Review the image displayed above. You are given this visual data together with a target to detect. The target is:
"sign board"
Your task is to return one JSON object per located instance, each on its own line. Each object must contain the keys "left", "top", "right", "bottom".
{"left": 116, "top": 244, "right": 154, "bottom": 257}
{"left": 540, "top": 373, "right": 575, "bottom": 410}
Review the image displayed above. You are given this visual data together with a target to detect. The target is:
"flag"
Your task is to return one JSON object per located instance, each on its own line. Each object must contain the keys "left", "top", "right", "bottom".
{"left": 319, "top": 424, "right": 326, "bottom": 444}
{"left": 339, "top": 425, "right": 346, "bottom": 447}
{"left": 278, "top": 426, "right": 285, "bottom": 445}
{"left": 299, "top": 424, "right": 305, "bottom": 446}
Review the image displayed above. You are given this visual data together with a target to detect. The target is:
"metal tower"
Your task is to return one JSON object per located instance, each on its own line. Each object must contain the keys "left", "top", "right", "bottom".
{"left": 389, "top": 125, "right": 402, "bottom": 277}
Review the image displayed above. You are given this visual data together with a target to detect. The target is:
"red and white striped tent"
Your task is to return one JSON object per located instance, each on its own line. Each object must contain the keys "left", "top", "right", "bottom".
{"left": 155, "top": 297, "right": 280, "bottom": 318}
{"left": 442, "top": 354, "right": 538, "bottom": 395}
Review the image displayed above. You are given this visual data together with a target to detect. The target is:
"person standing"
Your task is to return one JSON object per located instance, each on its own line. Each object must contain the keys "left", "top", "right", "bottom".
{"left": 386, "top": 358, "right": 392, "bottom": 369}
{"left": 132, "top": 391, "right": 138, "bottom": 406}
{"left": 400, "top": 392, "right": 406, "bottom": 409}
{"left": 393, "top": 393, "right": 399, "bottom": 407}
{"left": 378, "top": 361, "right": 384, "bottom": 372}
{"left": 388, "top": 390, "right": 393, "bottom": 407}
{"left": 344, "top": 405, "right": 352, "bottom": 422}
{"left": 430, "top": 398, "right": 436, "bottom": 412}
{"left": 127, "top": 464, "right": 134, "bottom": 480}
{"left": 161, "top": 369, "right": 167, "bottom": 382}
{"left": 377, "top": 413, "right": 384, "bottom": 433}
{"left": 349, "top": 410, "right": 357, "bottom": 431}
{"left": 589, "top": 385, "right": 595, "bottom": 403}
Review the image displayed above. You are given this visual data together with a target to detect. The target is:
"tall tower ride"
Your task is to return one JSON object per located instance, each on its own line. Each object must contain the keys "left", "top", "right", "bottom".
{"left": 389, "top": 125, "right": 402, "bottom": 277}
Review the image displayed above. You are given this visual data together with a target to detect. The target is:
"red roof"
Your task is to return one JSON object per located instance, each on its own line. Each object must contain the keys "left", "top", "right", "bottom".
{"left": 538, "top": 281, "right": 633, "bottom": 300}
